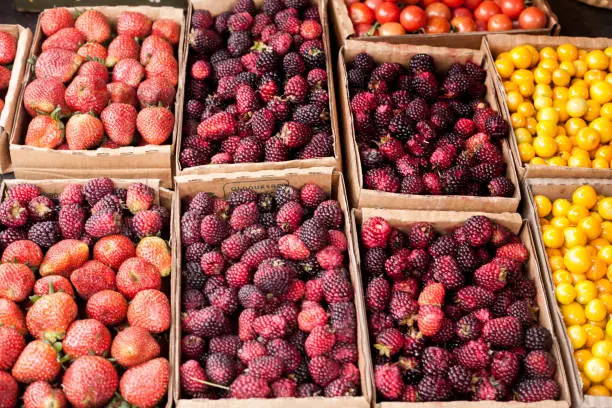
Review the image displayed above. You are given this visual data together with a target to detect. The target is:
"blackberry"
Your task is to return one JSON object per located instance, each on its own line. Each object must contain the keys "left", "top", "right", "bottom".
{"left": 299, "top": 218, "right": 328, "bottom": 251}
{"left": 183, "top": 262, "right": 206, "bottom": 290}
{"left": 302, "top": 45, "right": 325, "bottom": 69}
{"left": 234, "top": 137, "right": 265, "bottom": 163}
{"left": 447, "top": 62, "right": 465, "bottom": 77}
{"left": 388, "top": 112, "right": 415, "bottom": 141}
{"left": 360, "top": 147, "right": 384, "bottom": 169}
{"left": 0, "top": 228, "right": 27, "bottom": 250}
{"left": 180, "top": 148, "right": 209, "bottom": 168}
{"left": 189, "top": 192, "right": 215, "bottom": 216}
{"left": 113, "top": 188, "right": 127, "bottom": 203}
{"left": 83, "top": 177, "right": 114, "bottom": 206}
{"left": 293, "top": 104, "right": 327, "bottom": 126}
{"left": 256, "top": 51, "right": 280, "bottom": 73}
{"left": 210, "top": 49, "right": 232, "bottom": 65}
{"left": 441, "top": 165, "right": 469, "bottom": 195}
{"left": 470, "top": 163, "right": 503, "bottom": 183}
{"left": 186, "top": 99, "right": 205, "bottom": 120}
{"left": 391, "top": 90, "right": 411, "bottom": 110}
{"left": 257, "top": 193, "right": 276, "bottom": 213}
{"left": 418, "top": 375, "right": 452, "bottom": 402}
{"left": 284, "top": 0, "right": 309, "bottom": 10}
{"left": 443, "top": 72, "right": 470, "bottom": 98}
{"left": 227, "top": 188, "right": 257, "bottom": 208}
{"left": 450, "top": 100, "right": 473, "bottom": 118}
{"left": 303, "top": 6, "right": 320, "bottom": 20}
{"left": 214, "top": 58, "right": 243, "bottom": 79}
{"left": 297, "top": 132, "right": 333, "bottom": 159}
{"left": 214, "top": 12, "right": 233, "bottom": 34}
{"left": 465, "top": 61, "right": 486, "bottom": 83}
{"left": 314, "top": 200, "right": 343, "bottom": 229}
{"left": 455, "top": 244, "right": 479, "bottom": 272}
{"left": 428, "top": 235, "right": 457, "bottom": 258}
{"left": 233, "top": 0, "right": 256, "bottom": 14}
{"left": 28, "top": 221, "right": 60, "bottom": 248}
{"left": 406, "top": 98, "right": 430, "bottom": 122}
{"left": 263, "top": 0, "right": 284, "bottom": 16}
{"left": 489, "top": 177, "right": 515, "bottom": 198}
{"left": 525, "top": 327, "right": 553, "bottom": 351}
{"left": 411, "top": 72, "right": 439, "bottom": 101}
{"left": 265, "top": 136, "right": 289, "bottom": 162}
{"left": 236, "top": 72, "right": 258, "bottom": 88}
{"left": 259, "top": 212, "right": 277, "bottom": 228}
{"left": 283, "top": 52, "right": 306, "bottom": 77}
{"left": 448, "top": 365, "right": 472, "bottom": 394}
{"left": 275, "top": 185, "right": 300, "bottom": 207}
{"left": 309, "top": 89, "right": 329, "bottom": 105}
{"left": 352, "top": 52, "right": 375, "bottom": 73}
{"left": 409, "top": 54, "right": 435, "bottom": 74}
{"left": 297, "top": 255, "right": 321, "bottom": 276}
{"left": 192, "top": 10, "right": 214, "bottom": 29}
{"left": 185, "top": 242, "right": 213, "bottom": 263}
{"left": 400, "top": 175, "right": 424, "bottom": 195}
{"left": 190, "top": 28, "right": 223, "bottom": 55}
{"left": 227, "top": 32, "right": 253, "bottom": 57}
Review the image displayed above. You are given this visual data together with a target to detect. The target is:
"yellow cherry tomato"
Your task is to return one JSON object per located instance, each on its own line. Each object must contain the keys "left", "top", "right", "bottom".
{"left": 576, "top": 127, "right": 601, "bottom": 151}
{"left": 599, "top": 246, "right": 612, "bottom": 265}
{"left": 591, "top": 118, "right": 612, "bottom": 144}
{"left": 598, "top": 198, "right": 612, "bottom": 220}
{"left": 540, "top": 47, "right": 557, "bottom": 60}
{"left": 569, "top": 83, "right": 590, "bottom": 99}
{"left": 511, "top": 69, "right": 534, "bottom": 85}
{"left": 556, "top": 282, "right": 577, "bottom": 305}
{"left": 601, "top": 103, "right": 612, "bottom": 119}
{"left": 576, "top": 280, "right": 598, "bottom": 303}
{"left": 566, "top": 97, "right": 589, "bottom": 118}
{"left": 586, "top": 299, "right": 608, "bottom": 321}
{"left": 552, "top": 69, "right": 571, "bottom": 87}
{"left": 510, "top": 113, "right": 527, "bottom": 128}
{"left": 533, "top": 66, "right": 552, "bottom": 84}
{"left": 586, "top": 69, "right": 607, "bottom": 85}
{"left": 603, "top": 372, "right": 612, "bottom": 392}
{"left": 553, "top": 86, "right": 569, "bottom": 100}
{"left": 518, "top": 143, "right": 536, "bottom": 162}
{"left": 586, "top": 50, "right": 610, "bottom": 70}
{"left": 504, "top": 80, "right": 518, "bottom": 92}
{"left": 568, "top": 323, "right": 588, "bottom": 348}
{"left": 549, "top": 254, "right": 566, "bottom": 270}
{"left": 574, "top": 59, "right": 588, "bottom": 78}
{"left": 578, "top": 216, "right": 602, "bottom": 240}
{"left": 597, "top": 279, "right": 612, "bottom": 293}
{"left": 539, "top": 58, "right": 559, "bottom": 72}
{"left": 565, "top": 117, "right": 587, "bottom": 136}
{"left": 591, "top": 80, "right": 612, "bottom": 104}
{"left": 557, "top": 44, "right": 578, "bottom": 61}
{"left": 552, "top": 198, "right": 572, "bottom": 218}
{"left": 518, "top": 101, "right": 536, "bottom": 117}
{"left": 534, "top": 95, "right": 553, "bottom": 111}
{"left": 564, "top": 227, "right": 588, "bottom": 248}
{"left": 563, "top": 302, "right": 587, "bottom": 326}
{"left": 584, "top": 100, "right": 602, "bottom": 122}
{"left": 534, "top": 83, "right": 553, "bottom": 98}
{"left": 511, "top": 46, "right": 534, "bottom": 70}
{"left": 607, "top": 319, "right": 612, "bottom": 337}
{"left": 496, "top": 58, "right": 514, "bottom": 79}
{"left": 505, "top": 91, "right": 524, "bottom": 112}
{"left": 593, "top": 340, "right": 612, "bottom": 364}
{"left": 600, "top": 293, "right": 612, "bottom": 313}
{"left": 560, "top": 60, "right": 577, "bottom": 76}
{"left": 519, "top": 82, "right": 535, "bottom": 98}
{"left": 554, "top": 99, "right": 570, "bottom": 123}
{"left": 568, "top": 204, "right": 591, "bottom": 224}
{"left": 587, "top": 385, "right": 610, "bottom": 397}
{"left": 585, "top": 357, "right": 610, "bottom": 383}
{"left": 576, "top": 349, "right": 593, "bottom": 369}
{"left": 543, "top": 226, "right": 564, "bottom": 249}
{"left": 574, "top": 186, "right": 599, "bottom": 209}
{"left": 586, "top": 325, "right": 606, "bottom": 347}
{"left": 554, "top": 269, "right": 573, "bottom": 285}
{"left": 534, "top": 194, "right": 552, "bottom": 217}
{"left": 515, "top": 128, "right": 533, "bottom": 144}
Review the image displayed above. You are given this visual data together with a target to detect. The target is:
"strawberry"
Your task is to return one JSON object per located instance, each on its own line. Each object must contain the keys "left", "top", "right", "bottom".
{"left": 41, "top": 27, "right": 85, "bottom": 52}
{"left": 106, "top": 35, "right": 139, "bottom": 67}
{"left": 101, "top": 103, "right": 137, "bottom": 146}
{"left": 62, "top": 356, "right": 118, "bottom": 408}
{"left": 112, "top": 58, "right": 145, "bottom": 88}
{"left": 74, "top": 10, "right": 111, "bottom": 43}
{"left": 26, "top": 291, "right": 78, "bottom": 341}
{"left": 0, "top": 263, "right": 35, "bottom": 301}
{"left": 24, "top": 114, "right": 65, "bottom": 149}
{"left": 33, "top": 275, "right": 75, "bottom": 297}
{"left": 145, "top": 52, "right": 179, "bottom": 87}
{"left": 116, "top": 257, "right": 161, "bottom": 299}
{"left": 139, "top": 35, "right": 173, "bottom": 66}
{"left": 40, "top": 7, "right": 74, "bottom": 37}
{"left": 198, "top": 111, "right": 236, "bottom": 140}
{"left": 65, "top": 75, "right": 110, "bottom": 114}
{"left": 120, "top": 358, "right": 169, "bottom": 408}
{"left": 0, "top": 66, "right": 10, "bottom": 91}
{"left": 65, "top": 113, "right": 104, "bottom": 150}
{"left": 0, "top": 326, "right": 25, "bottom": 371}
{"left": 23, "top": 78, "right": 69, "bottom": 116}
{"left": 2, "top": 239, "right": 43, "bottom": 268}
{"left": 0, "top": 372, "right": 17, "bottom": 407}
{"left": 12, "top": 340, "right": 61, "bottom": 383}
{"left": 23, "top": 381, "right": 68, "bottom": 408}
{"left": 35, "top": 49, "right": 83, "bottom": 83}
{"left": 0, "top": 32, "right": 16, "bottom": 64}
{"left": 0, "top": 298, "right": 26, "bottom": 334}
{"left": 418, "top": 305, "right": 444, "bottom": 336}
{"left": 278, "top": 234, "right": 310, "bottom": 260}
{"left": 39, "top": 239, "right": 89, "bottom": 277}
{"left": 107, "top": 81, "right": 137, "bottom": 106}
{"left": 152, "top": 19, "right": 181, "bottom": 45}
{"left": 136, "top": 236, "right": 172, "bottom": 277}
{"left": 111, "top": 326, "right": 160, "bottom": 367}
{"left": 117, "top": 11, "right": 152, "bottom": 38}
{"left": 136, "top": 106, "right": 174, "bottom": 145}
{"left": 78, "top": 60, "right": 109, "bottom": 82}
{"left": 86, "top": 290, "right": 128, "bottom": 326}
{"left": 418, "top": 282, "right": 446, "bottom": 307}
{"left": 70, "top": 260, "right": 116, "bottom": 300}
{"left": 77, "top": 42, "right": 107, "bottom": 61}
{"left": 63, "top": 319, "right": 111, "bottom": 358}
{"left": 93, "top": 234, "right": 135, "bottom": 270}
{"left": 127, "top": 289, "right": 170, "bottom": 333}
{"left": 136, "top": 77, "right": 175, "bottom": 107}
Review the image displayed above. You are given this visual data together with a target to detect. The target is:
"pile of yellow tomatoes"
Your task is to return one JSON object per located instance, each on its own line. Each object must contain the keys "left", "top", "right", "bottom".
{"left": 536, "top": 185, "right": 612, "bottom": 396}
{"left": 495, "top": 44, "right": 612, "bottom": 169}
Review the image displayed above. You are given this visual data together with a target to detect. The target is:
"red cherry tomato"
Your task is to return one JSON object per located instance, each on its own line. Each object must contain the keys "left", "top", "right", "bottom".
{"left": 451, "top": 15, "right": 477, "bottom": 31}
{"left": 464, "top": 0, "right": 482, "bottom": 10}
{"left": 425, "top": 2, "right": 452, "bottom": 20}
{"left": 473, "top": 0, "right": 501, "bottom": 21}
{"left": 476, "top": 18, "right": 488, "bottom": 30}
{"left": 518, "top": 6, "right": 547, "bottom": 29}
{"left": 345, "top": 0, "right": 361, "bottom": 6}
{"left": 422, "top": 0, "right": 440, "bottom": 6}
{"left": 349, "top": 3, "right": 376, "bottom": 25}
{"left": 452, "top": 7, "right": 472, "bottom": 17}
{"left": 376, "top": 2, "right": 401, "bottom": 23}
{"left": 378, "top": 21, "right": 407, "bottom": 35}
{"left": 365, "top": 0, "right": 383, "bottom": 10}
{"left": 499, "top": 0, "right": 524, "bottom": 19}
{"left": 355, "top": 22, "right": 378, "bottom": 36}
{"left": 400, "top": 5, "right": 428, "bottom": 31}
{"left": 487, "top": 13, "right": 512, "bottom": 30}
{"left": 424, "top": 15, "right": 451, "bottom": 32}
{"left": 442, "top": 0, "right": 465, "bottom": 8}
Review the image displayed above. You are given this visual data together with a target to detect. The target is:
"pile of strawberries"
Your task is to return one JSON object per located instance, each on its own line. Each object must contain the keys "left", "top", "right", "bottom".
{"left": 179, "top": 184, "right": 360, "bottom": 399}
{"left": 0, "top": 179, "right": 172, "bottom": 408}
{"left": 0, "top": 30, "right": 17, "bottom": 115}
{"left": 360, "top": 215, "right": 560, "bottom": 402}
{"left": 348, "top": 52, "right": 515, "bottom": 198}
{"left": 180, "top": 0, "right": 334, "bottom": 168}
{"left": 22, "top": 8, "right": 180, "bottom": 150}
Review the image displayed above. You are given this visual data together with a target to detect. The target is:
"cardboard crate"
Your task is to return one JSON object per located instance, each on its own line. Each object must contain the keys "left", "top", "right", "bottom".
{"left": 175, "top": 0, "right": 342, "bottom": 178}
{"left": 9, "top": 6, "right": 187, "bottom": 188}
{"left": 351, "top": 207, "right": 571, "bottom": 408}
{"left": 524, "top": 178, "right": 612, "bottom": 408}
{"left": 486, "top": 34, "right": 612, "bottom": 180}
{"left": 329, "top": 0, "right": 559, "bottom": 46}
{"left": 337, "top": 39, "right": 521, "bottom": 212}
{"left": 172, "top": 167, "right": 372, "bottom": 408}
{"left": 0, "top": 25, "right": 32, "bottom": 174}
{"left": 0, "top": 178, "right": 176, "bottom": 408}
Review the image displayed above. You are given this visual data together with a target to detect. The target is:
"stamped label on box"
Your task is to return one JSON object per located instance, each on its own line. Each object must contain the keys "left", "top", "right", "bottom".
{"left": 223, "top": 179, "right": 289, "bottom": 197}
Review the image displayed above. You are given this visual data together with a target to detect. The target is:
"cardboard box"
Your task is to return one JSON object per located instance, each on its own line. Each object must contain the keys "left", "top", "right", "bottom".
{"left": 486, "top": 34, "right": 612, "bottom": 180}
{"left": 10, "top": 6, "right": 187, "bottom": 188}
{"left": 0, "top": 177, "right": 175, "bottom": 408}
{"left": 351, "top": 207, "right": 571, "bottom": 408}
{"left": 172, "top": 167, "right": 372, "bottom": 408}
{"left": 524, "top": 178, "right": 612, "bottom": 408}
{"left": 175, "top": 0, "right": 342, "bottom": 178}
{"left": 0, "top": 25, "right": 32, "bottom": 174}
{"left": 337, "top": 39, "right": 521, "bottom": 212}
{"left": 329, "top": 0, "right": 559, "bottom": 46}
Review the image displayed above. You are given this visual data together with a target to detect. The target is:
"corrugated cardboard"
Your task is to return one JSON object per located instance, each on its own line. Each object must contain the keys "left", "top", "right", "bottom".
{"left": 14, "top": 0, "right": 187, "bottom": 12}
{"left": 486, "top": 34, "right": 612, "bottom": 180}
{"left": 175, "top": 0, "right": 341, "bottom": 177}
{"left": 524, "top": 178, "right": 612, "bottom": 408}
{"left": 10, "top": 6, "right": 187, "bottom": 188}
{"left": 338, "top": 39, "right": 521, "bottom": 212}
{"left": 351, "top": 208, "right": 570, "bottom": 408}
{"left": 172, "top": 167, "right": 372, "bottom": 408}
{"left": 0, "top": 25, "right": 32, "bottom": 174}
{"left": 330, "top": 0, "right": 559, "bottom": 46}
{"left": 0, "top": 178, "right": 175, "bottom": 408}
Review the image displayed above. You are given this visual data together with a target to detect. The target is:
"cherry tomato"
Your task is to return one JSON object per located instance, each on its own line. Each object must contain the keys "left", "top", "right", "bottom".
{"left": 452, "top": 7, "right": 472, "bottom": 17}
{"left": 476, "top": 18, "right": 488, "bottom": 30}
{"left": 499, "top": 0, "right": 524, "bottom": 19}
{"left": 518, "top": 6, "right": 547, "bottom": 29}
{"left": 355, "top": 22, "right": 377, "bottom": 36}
{"left": 378, "top": 21, "right": 407, "bottom": 35}
{"left": 425, "top": 2, "right": 452, "bottom": 20}
{"left": 365, "top": 0, "right": 383, "bottom": 10}
{"left": 349, "top": 3, "right": 375, "bottom": 25}
{"left": 345, "top": 0, "right": 361, "bottom": 6}
{"left": 424, "top": 15, "right": 451, "bottom": 32}
{"left": 400, "top": 5, "right": 428, "bottom": 31}
{"left": 474, "top": 0, "right": 501, "bottom": 21}
{"left": 451, "top": 15, "right": 477, "bottom": 31}
{"left": 487, "top": 13, "right": 512, "bottom": 30}
{"left": 464, "top": 0, "right": 482, "bottom": 10}
{"left": 422, "top": 0, "right": 440, "bottom": 6}
{"left": 442, "top": 0, "right": 465, "bottom": 8}
{"left": 376, "top": 2, "right": 401, "bottom": 23}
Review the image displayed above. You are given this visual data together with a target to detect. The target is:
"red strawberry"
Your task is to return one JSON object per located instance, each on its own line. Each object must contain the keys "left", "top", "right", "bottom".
{"left": 42, "top": 27, "right": 85, "bottom": 52}
{"left": 93, "top": 234, "right": 135, "bottom": 270}
{"left": 65, "top": 113, "right": 104, "bottom": 150}
{"left": 33, "top": 275, "right": 74, "bottom": 297}
{"left": 23, "top": 381, "right": 68, "bottom": 408}
{"left": 116, "top": 257, "right": 161, "bottom": 299}
{"left": 136, "top": 236, "right": 171, "bottom": 277}
{"left": 198, "top": 111, "right": 236, "bottom": 140}
{"left": 74, "top": 10, "right": 111, "bottom": 43}
{"left": 35, "top": 49, "right": 83, "bottom": 83}
{"left": 278, "top": 234, "right": 310, "bottom": 260}
{"left": 39, "top": 239, "right": 89, "bottom": 277}
{"left": 152, "top": 19, "right": 181, "bottom": 45}
{"left": 101, "top": 103, "right": 137, "bottom": 146}
{"left": 78, "top": 60, "right": 109, "bottom": 82}
{"left": 139, "top": 35, "right": 173, "bottom": 66}
{"left": 106, "top": 35, "right": 139, "bottom": 67}
{"left": 136, "top": 106, "right": 174, "bottom": 145}
{"left": 111, "top": 326, "right": 160, "bottom": 368}
{"left": 0, "top": 298, "right": 27, "bottom": 334}
{"left": 23, "top": 78, "right": 69, "bottom": 116}
{"left": 70, "top": 259, "right": 116, "bottom": 300}
{"left": 0, "top": 263, "right": 35, "bottom": 302}
{"left": 62, "top": 356, "right": 118, "bottom": 408}
{"left": 418, "top": 305, "right": 444, "bottom": 336}
{"left": 0, "top": 371, "right": 17, "bottom": 407}
{"left": 25, "top": 114, "right": 65, "bottom": 149}
{"left": 0, "top": 326, "right": 25, "bottom": 371}
{"left": 127, "top": 289, "right": 170, "bottom": 333}
{"left": 2, "top": 239, "right": 43, "bottom": 268}
{"left": 117, "top": 11, "right": 152, "bottom": 38}
{"left": 0, "top": 66, "right": 10, "bottom": 91}
{"left": 40, "top": 7, "right": 74, "bottom": 37}
{"left": 77, "top": 42, "right": 107, "bottom": 61}
{"left": 0, "top": 32, "right": 16, "bottom": 64}
{"left": 418, "top": 282, "right": 446, "bottom": 307}
{"left": 145, "top": 52, "right": 178, "bottom": 87}
{"left": 12, "top": 340, "right": 61, "bottom": 383}
{"left": 63, "top": 319, "right": 111, "bottom": 358}
{"left": 120, "top": 358, "right": 169, "bottom": 408}
{"left": 26, "top": 291, "right": 78, "bottom": 341}
{"left": 86, "top": 290, "right": 128, "bottom": 326}
{"left": 65, "top": 75, "right": 109, "bottom": 114}
{"left": 112, "top": 58, "right": 145, "bottom": 88}
{"left": 107, "top": 81, "right": 138, "bottom": 106}
{"left": 136, "top": 77, "right": 175, "bottom": 107}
